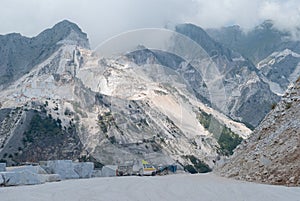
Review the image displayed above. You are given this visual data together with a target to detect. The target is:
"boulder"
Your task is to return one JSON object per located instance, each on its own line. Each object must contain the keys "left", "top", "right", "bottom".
{"left": 43, "top": 174, "right": 61, "bottom": 182}
{"left": 39, "top": 161, "right": 53, "bottom": 174}
{"left": 0, "top": 163, "right": 6, "bottom": 172}
{"left": 43, "top": 160, "right": 79, "bottom": 180}
{"left": 102, "top": 165, "right": 117, "bottom": 177}
{"left": 73, "top": 162, "right": 94, "bottom": 178}
{"left": 92, "top": 169, "right": 102, "bottom": 178}
{"left": 1, "top": 171, "right": 46, "bottom": 186}
{"left": 0, "top": 174, "right": 3, "bottom": 185}
{"left": 7, "top": 165, "right": 47, "bottom": 174}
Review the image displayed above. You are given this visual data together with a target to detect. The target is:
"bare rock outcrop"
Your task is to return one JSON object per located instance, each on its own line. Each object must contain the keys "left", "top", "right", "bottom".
{"left": 217, "top": 78, "right": 300, "bottom": 186}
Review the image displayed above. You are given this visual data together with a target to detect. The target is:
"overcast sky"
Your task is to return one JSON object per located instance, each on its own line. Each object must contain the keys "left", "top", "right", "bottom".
{"left": 1, "top": 0, "right": 299, "bottom": 47}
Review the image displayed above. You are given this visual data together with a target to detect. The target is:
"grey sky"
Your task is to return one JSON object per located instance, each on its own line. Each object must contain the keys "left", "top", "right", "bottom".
{"left": 1, "top": 0, "right": 299, "bottom": 47}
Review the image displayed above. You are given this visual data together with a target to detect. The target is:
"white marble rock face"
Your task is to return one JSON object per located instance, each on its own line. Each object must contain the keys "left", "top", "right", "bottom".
{"left": 73, "top": 162, "right": 94, "bottom": 178}
{"left": 0, "top": 171, "right": 46, "bottom": 186}
{"left": 0, "top": 163, "right": 6, "bottom": 172}
{"left": 44, "top": 160, "right": 79, "bottom": 180}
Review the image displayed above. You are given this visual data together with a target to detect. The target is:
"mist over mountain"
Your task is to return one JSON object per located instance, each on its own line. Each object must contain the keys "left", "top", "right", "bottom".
{"left": 208, "top": 20, "right": 300, "bottom": 96}
{"left": 207, "top": 20, "right": 300, "bottom": 64}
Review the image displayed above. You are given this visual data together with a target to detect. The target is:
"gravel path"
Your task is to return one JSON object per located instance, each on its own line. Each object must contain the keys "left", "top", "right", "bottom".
{"left": 1, "top": 173, "right": 300, "bottom": 201}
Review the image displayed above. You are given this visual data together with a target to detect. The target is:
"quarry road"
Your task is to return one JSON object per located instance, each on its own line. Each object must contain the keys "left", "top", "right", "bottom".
{"left": 1, "top": 173, "right": 300, "bottom": 201}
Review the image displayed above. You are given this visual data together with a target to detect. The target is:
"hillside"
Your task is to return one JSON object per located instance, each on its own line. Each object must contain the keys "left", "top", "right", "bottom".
{"left": 0, "top": 21, "right": 251, "bottom": 171}
{"left": 217, "top": 77, "right": 300, "bottom": 186}
{"left": 176, "top": 24, "right": 280, "bottom": 128}
{"left": 0, "top": 20, "right": 299, "bottom": 174}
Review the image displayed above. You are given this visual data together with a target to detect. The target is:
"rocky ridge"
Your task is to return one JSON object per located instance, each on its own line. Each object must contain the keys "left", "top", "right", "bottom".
{"left": 168, "top": 24, "right": 280, "bottom": 127}
{"left": 0, "top": 21, "right": 251, "bottom": 171}
{"left": 208, "top": 21, "right": 300, "bottom": 98}
{"left": 217, "top": 77, "right": 300, "bottom": 186}
{"left": 0, "top": 20, "right": 89, "bottom": 88}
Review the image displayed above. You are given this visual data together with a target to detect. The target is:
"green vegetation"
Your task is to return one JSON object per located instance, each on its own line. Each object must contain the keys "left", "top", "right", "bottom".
{"left": 218, "top": 128, "right": 243, "bottom": 156}
{"left": 184, "top": 165, "right": 198, "bottom": 174}
{"left": 271, "top": 102, "right": 277, "bottom": 110}
{"left": 197, "top": 110, "right": 211, "bottom": 129}
{"left": 108, "top": 136, "right": 117, "bottom": 144}
{"left": 197, "top": 109, "right": 243, "bottom": 156}
{"left": 184, "top": 155, "right": 212, "bottom": 173}
{"left": 23, "top": 113, "right": 62, "bottom": 144}
{"left": 97, "top": 112, "right": 114, "bottom": 133}
{"left": 98, "top": 112, "right": 125, "bottom": 135}
{"left": 286, "top": 102, "right": 292, "bottom": 110}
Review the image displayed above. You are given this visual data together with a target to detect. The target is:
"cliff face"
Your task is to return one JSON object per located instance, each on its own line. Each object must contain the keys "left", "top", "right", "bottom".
{"left": 0, "top": 20, "right": 89, "bottom": 88}
{"left": 170, "top": 24, "right": 280, "bottom": 128}
{"left": 0, "top": 21, "right": 251, "bottom": 170}
{"left": 217, "top": 78, "right": 300, "bottom": 186}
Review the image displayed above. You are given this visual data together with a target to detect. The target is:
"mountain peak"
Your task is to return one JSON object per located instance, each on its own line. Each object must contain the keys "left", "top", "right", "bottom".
{"left": 175, "top": 23, "right": 208, "bottom": 41}
{"left": 52, "top": 20, "right": 83, "bottom": 34}
{"left": 36, "top": 20, "right": 90, "bottom": 49}
{"left": 175, "top": 23, "right": 233, "bottom": 60}
{"left": 256, "top": 20, "right": 275, "bottom": 30}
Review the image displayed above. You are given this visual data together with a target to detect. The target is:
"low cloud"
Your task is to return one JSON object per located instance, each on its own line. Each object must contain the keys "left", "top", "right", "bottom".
{"left": 259, "top": 0, "right": 300, "bottom": 39}
{"left": 0, "top": 0, "right": 299, "bottom": 47}
{"left": 192, "top": 0, "right": 300, "bottom": 32}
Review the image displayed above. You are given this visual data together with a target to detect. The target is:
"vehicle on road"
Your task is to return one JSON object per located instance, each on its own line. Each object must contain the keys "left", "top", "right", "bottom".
{"left": 140, "top": 160, "right": 156, "bottom": 176}
{"left": 117, "top": 159, "right": 156, "bottom": 176}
